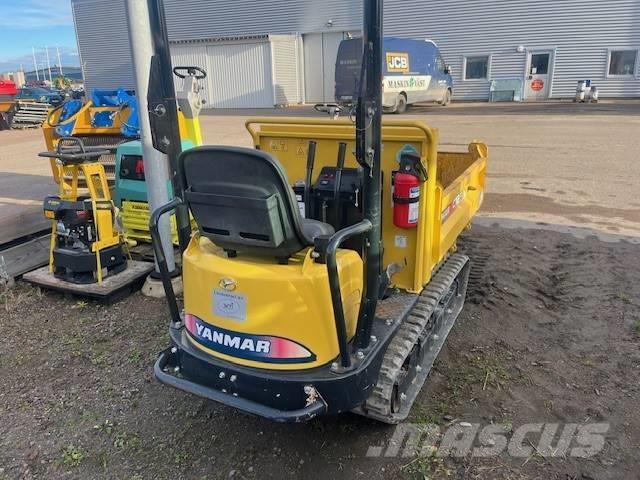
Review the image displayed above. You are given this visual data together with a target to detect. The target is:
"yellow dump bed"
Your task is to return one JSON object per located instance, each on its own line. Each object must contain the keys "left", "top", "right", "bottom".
{"left": 246, "top": 118, "right": 487, "bottom": 293}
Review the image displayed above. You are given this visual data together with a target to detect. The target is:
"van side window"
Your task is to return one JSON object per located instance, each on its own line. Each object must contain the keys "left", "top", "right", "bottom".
{"left": 437, "top": 55, "right": 446, "bottom": 73}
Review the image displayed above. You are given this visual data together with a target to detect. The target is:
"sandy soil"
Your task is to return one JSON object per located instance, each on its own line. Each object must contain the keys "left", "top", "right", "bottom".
{"left": 1, "top": 225, "right": 638, "bottom": 480}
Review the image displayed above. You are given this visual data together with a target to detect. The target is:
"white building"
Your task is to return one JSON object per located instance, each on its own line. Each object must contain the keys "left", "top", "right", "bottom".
{"left": 72, "top": 0, "right": 640, "bottom": 107}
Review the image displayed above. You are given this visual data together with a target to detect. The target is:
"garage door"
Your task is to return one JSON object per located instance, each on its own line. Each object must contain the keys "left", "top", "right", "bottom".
{"left": 303, "top": 32, "right": 356, "bottom": 103}
{"left": 206, "top": 42, "right": 274, "bottom": 108}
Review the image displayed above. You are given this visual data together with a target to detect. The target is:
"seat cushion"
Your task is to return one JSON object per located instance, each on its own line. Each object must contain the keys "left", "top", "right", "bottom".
{"left": 301, "top": 219, "right": 335, "bottom": 242}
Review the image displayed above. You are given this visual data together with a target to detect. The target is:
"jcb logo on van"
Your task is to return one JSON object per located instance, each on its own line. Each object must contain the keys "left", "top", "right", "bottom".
{"left": 386, "top": 52, "right": 410, "bottom": 73}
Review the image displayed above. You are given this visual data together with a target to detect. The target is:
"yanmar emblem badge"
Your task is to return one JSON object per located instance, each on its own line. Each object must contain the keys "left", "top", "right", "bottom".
{"left": 219, "top": 277, "right": 236, "bottom": 291}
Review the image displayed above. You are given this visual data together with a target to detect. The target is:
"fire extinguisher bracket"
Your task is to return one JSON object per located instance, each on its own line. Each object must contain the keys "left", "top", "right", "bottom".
{"left": 392, "top": 195, "right": 420, "bottom": 205}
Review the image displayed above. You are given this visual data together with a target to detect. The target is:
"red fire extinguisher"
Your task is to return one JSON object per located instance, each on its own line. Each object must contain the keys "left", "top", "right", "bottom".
{"left": 392, "top": 152, "right": 427, "bottom": 229}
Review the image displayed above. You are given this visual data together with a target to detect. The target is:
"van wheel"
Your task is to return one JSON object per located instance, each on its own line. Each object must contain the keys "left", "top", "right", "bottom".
{"left": 395, "top": 94, "right": 407, "bottom": 114}
{"left": 441, "top": 89, "right": 452, "bottom": 106}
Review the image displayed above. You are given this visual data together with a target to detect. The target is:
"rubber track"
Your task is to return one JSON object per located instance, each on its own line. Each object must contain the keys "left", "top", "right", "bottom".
{"left": 361, "top": 253, "right": 470, "bottom": 422}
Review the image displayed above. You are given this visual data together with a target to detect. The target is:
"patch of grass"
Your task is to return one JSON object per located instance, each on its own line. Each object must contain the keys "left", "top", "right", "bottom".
{"left": 580, "top": 356, "right": 594, "bottom": 368}
{"left": 90, "top": 351, "right": 108, "bottom": 366}
{"left": 634, "top": 319, "right": 640, "bottom": 335}
{"left": 445, "top": 352, "right": 511, "bottom": 394}
{"left": 413, "top": 400, "right": 452, "bottom": 425}
{"left": 128, "top": 349, "right": 143, "bottom": 364}
{"left": 174, "top": 450, "right": 191, "bottom": 466}
{"left": 617, "top": 293, "right": 632, "bottom": 304}
{"left": 60, "top": 445, "right": 84, "bottom": 467}
{"left": 402, "top": 446, "right": 452, "bottom": 479}
{"left": 544, "top": 399, "right": 554, "bottom": 411}
{"left": 94, "top": 421, "right": 141, "bottom": 453}
{"left": 94, "top": 419, "right": 114, "bottom": 435}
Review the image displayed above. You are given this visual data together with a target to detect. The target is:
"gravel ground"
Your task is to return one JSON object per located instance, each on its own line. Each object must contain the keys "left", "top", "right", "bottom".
{"left": 1, "top": 225, "right": 638, "bottom": 480}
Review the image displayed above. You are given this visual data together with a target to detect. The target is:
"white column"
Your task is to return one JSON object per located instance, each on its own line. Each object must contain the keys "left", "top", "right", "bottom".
{"left": 125, "top": 0, "right": 176, "bottom": 274}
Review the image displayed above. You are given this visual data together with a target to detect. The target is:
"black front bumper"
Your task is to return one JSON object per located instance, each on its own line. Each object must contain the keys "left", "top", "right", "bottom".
{"left": 154, "top": 324, "right": 390, "bottom": 422}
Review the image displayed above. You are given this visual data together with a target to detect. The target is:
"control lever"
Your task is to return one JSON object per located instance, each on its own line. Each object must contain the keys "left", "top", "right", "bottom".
{"left": 304, "top": 141, "right": 317, "bottom": 219}
{"left": 314, "top": 103, "right": 343, "bottom": 119}
{"left": 333, "top": 142, "right": 347, "bottom": 227}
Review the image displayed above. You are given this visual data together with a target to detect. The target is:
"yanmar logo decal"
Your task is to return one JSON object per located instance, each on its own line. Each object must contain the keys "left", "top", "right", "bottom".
{"left": 184, "top": 314, "right": 316, "bottom": 364}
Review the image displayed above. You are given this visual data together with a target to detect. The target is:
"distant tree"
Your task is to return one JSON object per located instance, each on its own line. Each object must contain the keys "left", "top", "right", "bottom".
{"left": 53, "top": 76, "right": 72, "bottom": 89}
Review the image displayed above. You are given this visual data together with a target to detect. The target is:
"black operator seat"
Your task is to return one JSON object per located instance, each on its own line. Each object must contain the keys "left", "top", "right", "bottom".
{"left": 179, "top": 146, "right": 334, "bottom": 261}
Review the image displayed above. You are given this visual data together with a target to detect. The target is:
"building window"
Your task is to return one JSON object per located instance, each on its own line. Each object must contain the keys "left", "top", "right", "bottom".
{"left": 608, "top": 50, "right": 637, "bottom": 76}
{"left": 464, "top": 56, "right": 489, "bottom": 80}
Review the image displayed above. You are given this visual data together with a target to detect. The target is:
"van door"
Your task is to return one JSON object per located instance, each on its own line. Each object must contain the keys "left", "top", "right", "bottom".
{"left": 524, "top": 51, "right": 553, "bottom": 101}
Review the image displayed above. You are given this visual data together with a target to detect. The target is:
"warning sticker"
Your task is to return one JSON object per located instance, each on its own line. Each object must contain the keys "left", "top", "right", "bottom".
{"left": 408, "top": 202, "right": 419, "bottom": 224}
{"left": 395, "top": 235, "right": 408, "bottom": 248}
{"left": 213, "top": 289, "right": 247, "bottom": 322}
{"left": 269, "top": 140, "right": 288, "bottom": 152}
{"left": 441, "top": 191, "right": 465, "bottom": 224}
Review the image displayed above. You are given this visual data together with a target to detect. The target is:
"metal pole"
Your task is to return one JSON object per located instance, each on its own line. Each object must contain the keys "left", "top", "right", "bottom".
{"left": 45, "top": 46, "right": 53, "bottom": 82}
{"left": 355, "top": 0, "right": 383, "bottom": 349}
{"left": 32, "top": 47, "right": 39, "bottom": 81}
{"left": 126, "top": 0, "right": 176, "bottom": 274}
{"left": 56, "top": 47, "right": 64, "bottom": 76}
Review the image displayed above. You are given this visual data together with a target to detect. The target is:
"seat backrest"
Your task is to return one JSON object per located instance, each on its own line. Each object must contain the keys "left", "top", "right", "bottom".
{"left": 179, "top": 146, "right": 309, "bottom": 259}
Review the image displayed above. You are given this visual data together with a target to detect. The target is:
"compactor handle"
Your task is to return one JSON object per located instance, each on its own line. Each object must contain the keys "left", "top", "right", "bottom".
{"left": 38, "top": 137, "right": 111, "bottom": 164}
{"left": 314, "top": 103, "right": 343, "bottom": 119}
{"left": 173, "top": 66, "right": 207, "bottom": 79}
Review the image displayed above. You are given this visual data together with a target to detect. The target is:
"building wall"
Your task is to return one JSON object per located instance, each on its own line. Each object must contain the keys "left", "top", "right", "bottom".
{"left": 72, "top": 0, "right": 136, "bottom": 95}
{"left": 72, "top": 0, "right": 640, "bottom": 102}
{"left": 163, "top": 0, "right": 362, "bottom": 39}
{"left": 383, "top": 0, "right": 640, "bottom": 99}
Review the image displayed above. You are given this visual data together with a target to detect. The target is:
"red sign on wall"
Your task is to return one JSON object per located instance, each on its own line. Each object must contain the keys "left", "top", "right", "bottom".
{"left": 531, "top": 79, "right": 545, "bottom": 91}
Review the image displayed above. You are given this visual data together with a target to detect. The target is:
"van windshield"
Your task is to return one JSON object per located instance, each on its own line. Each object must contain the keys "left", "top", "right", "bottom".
{"left": 335, "top": 38, "right": 363, "bottom": 103}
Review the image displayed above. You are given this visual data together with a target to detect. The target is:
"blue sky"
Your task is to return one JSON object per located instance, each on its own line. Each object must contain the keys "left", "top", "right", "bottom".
{"left": 0, "top": 0, "right": 80, "bottom": 72}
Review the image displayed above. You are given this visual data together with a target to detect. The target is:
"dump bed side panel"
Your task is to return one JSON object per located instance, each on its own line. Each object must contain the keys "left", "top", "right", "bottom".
{"left": 432, "top": 143, "right": 487, "bottom": 268}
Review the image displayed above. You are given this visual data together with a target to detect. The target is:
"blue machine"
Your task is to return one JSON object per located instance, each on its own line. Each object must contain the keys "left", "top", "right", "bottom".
{"left": 335, "top": 37, "right": 454, "bottom": 112}
{"left": 53, "top": 88, "right": 140, "bottom": 138}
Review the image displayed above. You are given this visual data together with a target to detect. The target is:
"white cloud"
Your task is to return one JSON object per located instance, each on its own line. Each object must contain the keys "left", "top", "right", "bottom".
{"left": 0, "top": 0, "right": 73, "bottom": 28}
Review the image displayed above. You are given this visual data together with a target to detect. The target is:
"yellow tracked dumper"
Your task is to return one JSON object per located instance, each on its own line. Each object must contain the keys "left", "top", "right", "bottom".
{"left": 147, "top": 0, "right": 487, "bottom": 423}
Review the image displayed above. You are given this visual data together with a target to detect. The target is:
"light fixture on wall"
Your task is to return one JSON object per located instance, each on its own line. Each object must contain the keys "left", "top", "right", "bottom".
{"left": 326, "top": 19, "right": 334, "bottom": 28}
{"left": 516, "top": 45, "right": 526, "bottom": 53}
